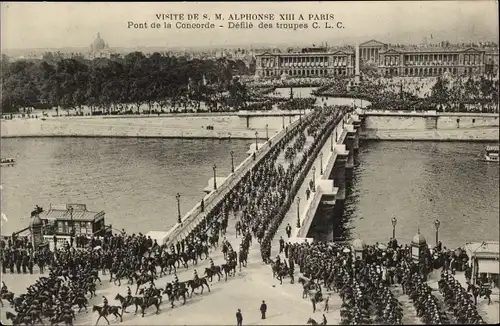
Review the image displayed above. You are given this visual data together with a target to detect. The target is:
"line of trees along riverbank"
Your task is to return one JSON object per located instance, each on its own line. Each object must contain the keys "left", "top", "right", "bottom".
{"left": 1, "top": 52, "right": 249, "bottom": 114}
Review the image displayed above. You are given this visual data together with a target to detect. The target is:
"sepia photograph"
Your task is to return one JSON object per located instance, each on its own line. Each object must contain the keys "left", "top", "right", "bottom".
{"left": 0, "top": 1, "right": 499, "bottom": 325}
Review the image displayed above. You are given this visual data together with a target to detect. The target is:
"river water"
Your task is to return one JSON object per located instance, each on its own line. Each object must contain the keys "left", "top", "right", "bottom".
{"left": 2, "top": 88, "right": 495, "bottom": 249}
{"left": 309, "top": 141, "right": 500, "bottom": 249}
{"left": 0, "top": 138, "right": 251, "bottom": 235}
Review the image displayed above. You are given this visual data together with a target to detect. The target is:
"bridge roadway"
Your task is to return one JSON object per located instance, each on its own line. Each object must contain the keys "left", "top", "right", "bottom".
{"left": 163, "top": 113, "right": 305, "bottom": 246}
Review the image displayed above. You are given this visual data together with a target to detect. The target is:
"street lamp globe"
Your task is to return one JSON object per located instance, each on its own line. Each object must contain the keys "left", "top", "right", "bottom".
{"left": 434, "top": 219, "right": 440, "bottom": 230}
{"left": 391, "top": 217, "right": 397, "bottom": 227}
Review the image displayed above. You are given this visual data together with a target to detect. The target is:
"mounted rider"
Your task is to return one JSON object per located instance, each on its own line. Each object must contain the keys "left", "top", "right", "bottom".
{"left": 126, "top": 286, "right": 133, "bottom": 305}
{"left": 1, "top": 281, "right": 7, "bottom": 294}
{"left": 209, "top": 258, "right": 215, "bottom": 270}
{"left": 147, "top": 281, "right": 156, "bottom": 296}
{"left": 193, "top": 269, "right": 199, "bottom": 282}
{"left": 173, "top": 273, "right": 179, "bottom": 291}
{"left": 102, "top": 296, "right": 109, "bottom": 315}
{"left": 145, "top": 282, "right": 156, "bottom": 305}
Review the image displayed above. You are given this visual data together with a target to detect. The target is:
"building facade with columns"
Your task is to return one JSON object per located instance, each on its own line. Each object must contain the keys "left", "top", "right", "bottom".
{"left": 255, "top": 40, "right": 498, "bottom": 78}
{"left": 255, "top": 47, "right": 355, "bottom": 78}
{"left": 378, "top": 45, "right": 498, "bottom": 77}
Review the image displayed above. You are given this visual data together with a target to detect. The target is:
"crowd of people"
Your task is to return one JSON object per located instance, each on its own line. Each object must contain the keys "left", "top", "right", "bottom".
{"left": 286, "top": 238, "right": 490, "bottom": 325}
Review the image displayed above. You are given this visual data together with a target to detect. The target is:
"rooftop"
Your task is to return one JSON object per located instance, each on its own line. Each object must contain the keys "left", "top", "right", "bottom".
{"left": 382, "top": 45, "right": 499, "bottom": 54}
{"left": 39, "top": 208, "right": 105, "bottom": 222}
{"left": 465, "top": 241, "right": 499, "bottom": 258}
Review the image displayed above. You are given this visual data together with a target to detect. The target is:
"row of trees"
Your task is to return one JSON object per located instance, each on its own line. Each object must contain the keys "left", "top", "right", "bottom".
{"left": 1, "top": 52, "right": 250, "bottom": 113}
{"left": 429, "top": 76, "right": 499, "bottom": 112}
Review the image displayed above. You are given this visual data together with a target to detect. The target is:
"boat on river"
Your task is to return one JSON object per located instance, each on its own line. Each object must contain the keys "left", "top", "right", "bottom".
{"left": 483, "top": 146, "right": 499, "bottom": 163}
{"left": 1, "top": 158, "right": 16, "bottom": 166}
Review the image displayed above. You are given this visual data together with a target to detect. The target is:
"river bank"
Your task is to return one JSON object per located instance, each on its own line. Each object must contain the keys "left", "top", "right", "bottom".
{"left": 0, "top": 114, "right": 299, "bottom": 139}
{"left": 361, "top": 127, "right": 499, "bottom": 141}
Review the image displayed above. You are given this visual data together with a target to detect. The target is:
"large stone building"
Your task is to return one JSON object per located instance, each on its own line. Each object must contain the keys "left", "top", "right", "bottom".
{"left": 255, "top": 46, "right": 355, "bottom": 78}
{"left": 255, "top": 39, "right": 499, "bottom": 78}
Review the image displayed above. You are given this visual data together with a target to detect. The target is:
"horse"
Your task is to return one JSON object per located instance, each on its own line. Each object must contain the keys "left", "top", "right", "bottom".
{"left": 205, "top": 266, "right": 223, "bottom": 282}
{"left": 1, "top": 291, "right": 15, "bottom": 305}
{"left": 92, "top": 305, "right": 123, "bottom": 325}
{"left": 72, "top": 294, "right": 89, "bottom": 313}
{"left": 6, "top": 311, "right": 32, "bottom": 326}
{"left": 26, "top": 306, "right": 45, "bottom": 325}
{"left": 50, "top": 312, "right": 74, "bottom": 326}
{"left": 163, "top": 283, "right": 188, "bottom": 307}
{"left": 114, "top": 293, "right": 142, "bottom": 314}
{"left": 187, "top": 277, "right": 211, "bottom": 297}
{"left": 132, "top": 273, "right": 156, "bottom": 294}
{"left": 195, "top": 243, "right": 210, "bottom": 260}
{"left": 238, "top": 249, "right": 248, "bottom": 271}
{"left": 307, "top": 318, "right": 319, "bottom": 325}
{"left": 299, "top": 277, "right": 316, "bottom": 298}
{"left": 136, "top": 296, "right": 161, "bottom": 318}
{"left": 221, "top": 262, "right": 237, "bottom": 281}
{"left": 159, "top": 255, "right": 177, "bottom": 277}
{"left": 138, "top": 287, "right": 163, "bottom": 304}
{"left": 209, "top": 233, "right": 219, "bottom": 248}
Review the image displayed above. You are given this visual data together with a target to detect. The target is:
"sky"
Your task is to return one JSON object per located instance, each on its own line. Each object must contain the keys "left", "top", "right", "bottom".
{"left": 1, "top": 1, "right": 498, "bottom": 50}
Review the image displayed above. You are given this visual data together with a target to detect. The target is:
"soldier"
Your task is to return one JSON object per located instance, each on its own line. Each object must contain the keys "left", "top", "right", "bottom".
{"left": 173, "top": 273, "right": 179, "bottom": 291}
{"left": 126, "top": 286, "right": 132, "bottom": 305}
{"left": 209, "top": 258, "right": 215, "bottom": 270}
{"left": 235, "top": 221, "right": 241, "bottom": 237}
{"left": 102, "top": 296, "right": 109, "bottom": 315}
{"left": 193, "top": 269, "right": 199, "bottom": 282}
{"left": 279, "top": 237, "right": 285, "bottom": 253}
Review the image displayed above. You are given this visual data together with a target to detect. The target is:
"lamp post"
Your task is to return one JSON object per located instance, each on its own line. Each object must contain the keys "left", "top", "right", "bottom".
{"left": 176, "top": 193, "right": 181, "bottom": 224}
{"left": 230, "top": 151, "right": 234, "bottom": 173}
{"left": 296, "top": 197, "right": 301, "bottom": 228}
{"left": 312, "top": 166, "right": 316, "bottom": 192}
{"left": 282, "top": 115, "right": 285, "bottom": 129}
{"left": 434, "top": 219, "right": 440, "bottom": 246}
{"left": 320, "top": 152, "right": 324, "bottom": 175}
{"left": 255, "top": 131, "right": 259, "bottom": 150}
{"left": 391, "top": 217, "right": 397, "bottom": 239}
{"left": 265, "top": 124, "right": 269, "bottom": 140}
{"left": 69, "top": 207, "right": 74, "bottom": 233}
{"left": 213, "top": 164, "right": 217, "bottom": 190}
{"left": 330, "top": 131, "right": 334, "bottom": 151}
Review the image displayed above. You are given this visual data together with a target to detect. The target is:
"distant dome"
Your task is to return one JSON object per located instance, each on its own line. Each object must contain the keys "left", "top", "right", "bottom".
{"left": 412, "top": 233, "right": 427, "bottom": 245}
{"left": 352, "top": 238, "right": 365, "bottom": 250}
{"left": 29, "top": 215, "right": 43, "bottom": 228}
{"left": 93, "top": 33, "right": 106, "bottom": 52}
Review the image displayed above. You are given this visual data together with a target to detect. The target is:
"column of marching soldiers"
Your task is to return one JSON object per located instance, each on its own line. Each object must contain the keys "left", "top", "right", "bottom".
{"left": 0, "top": 104, "right": 348, "bottom": 325}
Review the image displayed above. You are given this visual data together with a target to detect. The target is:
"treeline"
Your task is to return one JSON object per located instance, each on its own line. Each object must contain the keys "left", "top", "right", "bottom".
{"left": 0, "top": 52, "right": 250, "bottom": 113}
{"left": 429, "top": 76, "right": 499, "bottom": 112}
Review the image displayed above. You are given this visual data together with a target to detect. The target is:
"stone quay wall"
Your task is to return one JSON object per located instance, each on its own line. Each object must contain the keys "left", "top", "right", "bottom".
{"left": 0, "top": 113, "right": 302, "bottom": 140}
{"left": 361, "top": 111, "right": 499, "bottom": 141}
